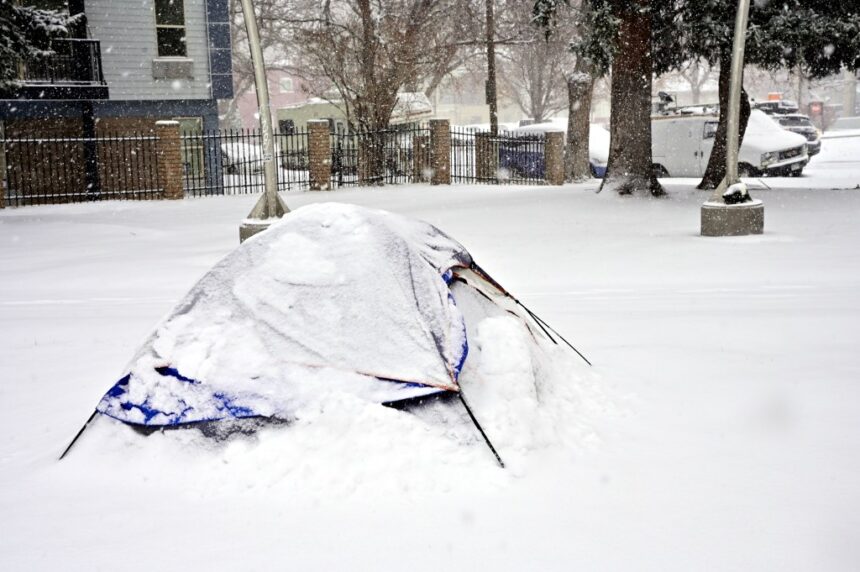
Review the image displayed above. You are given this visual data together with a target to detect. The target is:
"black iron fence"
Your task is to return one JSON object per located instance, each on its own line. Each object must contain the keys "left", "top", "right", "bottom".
{"left": 331, "top": 124, "right": 431, "bottom": 187}
{"left": 451, "top": 126, "right": 478, "bottom": 183}
{"left": 1, "top": 125, "right": 551, "bottom": 207}
{"left": 2, "top": 132, "right": 161, "bottom": 207}
{"left": 452, "top": 128, "right": 546, "bottom": 185}
{"left": 181, "top": 128, "right": 310, "bottom": 196}
{"left": 496, "top": 132, "right": 546, "bottom": 183}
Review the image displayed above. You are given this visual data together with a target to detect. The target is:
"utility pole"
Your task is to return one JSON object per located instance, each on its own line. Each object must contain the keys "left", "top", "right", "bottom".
{"left": 701, "top": 0, "right": 763, "bottom": 236}
{"left": 721, "top": 0, "right": 751, "bottom": 193}
{"left": 485, "top": 0, "right": 498, "bottom": 136}
{"left": 238, "top": 0, "right": 289, "bottom": 243}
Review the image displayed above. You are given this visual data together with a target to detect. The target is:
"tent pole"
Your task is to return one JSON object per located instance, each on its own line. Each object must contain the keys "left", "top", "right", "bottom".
{"left": 458, "top": 391, "right": 505, "bottom": 468}
{"left": 468, "top": 262, "right": 591, "bottom": 366}
{"left": 516, "top": 301, "right": 592, "bottom": 366}
{"left": 59, "top": 410, "right": 97, "bottom": 460}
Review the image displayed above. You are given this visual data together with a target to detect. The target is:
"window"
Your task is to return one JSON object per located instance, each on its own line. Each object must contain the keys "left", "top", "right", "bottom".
{"left": 278, "top": 119, "right": 295, "bottom": 135}
{"left": 155, "top": 0, "right": 187, "bottom": 57}
{"left": 703, "top": 121, "right": 718, "bottom": 140}
{"left": 278, "top": 77, "right": 294, "bottom": 93}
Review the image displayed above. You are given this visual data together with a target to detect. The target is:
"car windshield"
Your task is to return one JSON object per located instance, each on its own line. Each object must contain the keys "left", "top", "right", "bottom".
{"left": 778, "top": 116, "right": 813, "bottom": 128}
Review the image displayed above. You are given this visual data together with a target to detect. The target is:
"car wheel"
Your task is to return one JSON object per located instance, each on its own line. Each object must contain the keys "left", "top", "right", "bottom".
{"left": 790, "top": 169, "right": 803, "bottom": 177}
{"left": 652, "top": 164, "right": 669, "bottom": 178}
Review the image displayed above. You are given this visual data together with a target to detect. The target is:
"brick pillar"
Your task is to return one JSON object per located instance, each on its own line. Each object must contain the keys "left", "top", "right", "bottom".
{"left": 307, "top": 119, "right": 331, "bottom": 191}
{"left": 155, "top": 120, "right": 184, "bottom": 200}
{"left": 545, "top": 131, "right": 565, "bottom": 185}
{"left": 475, "top": 132, "right": 498, "bottom": 182}
{"left": 429, "top": 119, "right": 450, "bottom": 185}
{"left": 412, "top": 134, "right": 429, "bottom": 182}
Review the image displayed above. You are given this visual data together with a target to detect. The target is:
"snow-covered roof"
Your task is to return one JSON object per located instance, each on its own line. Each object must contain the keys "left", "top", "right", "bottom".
{"left": 277, "top": 92, "right": 432, "bottom": 123}
{"left": 391, "top": 92, "right": 433, "bottom": 123}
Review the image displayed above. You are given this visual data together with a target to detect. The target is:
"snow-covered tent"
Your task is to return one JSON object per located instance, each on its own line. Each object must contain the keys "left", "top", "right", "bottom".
{"left": 66, "top": 203, "right": 586, "bottom": 463}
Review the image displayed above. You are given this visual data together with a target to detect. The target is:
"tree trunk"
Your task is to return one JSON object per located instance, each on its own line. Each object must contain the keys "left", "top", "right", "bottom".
{"left": 697, "top": 57, "right": 752, "bottom": 190}
{"left": 565, "top": 66, "right": 594, "bottom": 182}
{"left": 486, "top": 0, "right": 499, "bottom": 135}
{"left": 600, "top": 1, "right": 663, "bottom": 196}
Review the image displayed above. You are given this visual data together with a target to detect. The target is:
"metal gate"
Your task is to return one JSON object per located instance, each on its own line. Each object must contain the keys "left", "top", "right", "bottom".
{"left": 181, "top": 128, "right": 310, "bottom": 196}
{"left": 330, "top": 124, "right": 431, "bottom": 187}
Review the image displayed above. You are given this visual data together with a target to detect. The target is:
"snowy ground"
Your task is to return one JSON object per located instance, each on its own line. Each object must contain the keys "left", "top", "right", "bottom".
{"left": 1, "top": 136, "right": 859, "bottom": 571}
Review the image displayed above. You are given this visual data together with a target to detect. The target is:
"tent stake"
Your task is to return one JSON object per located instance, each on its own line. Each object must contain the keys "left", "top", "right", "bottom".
{"left": 59, "top": 410, "right": 97, "bottom": 460}
{"left": 458, "top": 391, "right": 505, "bottom": 468}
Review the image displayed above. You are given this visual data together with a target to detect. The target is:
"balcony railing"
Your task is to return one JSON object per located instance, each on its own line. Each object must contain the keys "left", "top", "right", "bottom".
{"left": 10, "top": 38, "right": 109, "bottom": 100}
{"left": 22, "top": 38, "right": 106, "bottom": 85}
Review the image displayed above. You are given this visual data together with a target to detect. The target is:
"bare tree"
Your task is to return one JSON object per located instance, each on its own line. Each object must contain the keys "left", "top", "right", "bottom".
{"left": 220, "top": 0, "right": 294, "bottom": 127}
{"left": 292, "top": 0, "right": 465, "bottom": 128}
{"left": 678, "top": 58, "right": 715, "bottom": 105}
{"left": 499, "top": 31, "right": 573, "bottom": 122}
{"left": 287, "top": 0, "right": 476, "bottom": 180}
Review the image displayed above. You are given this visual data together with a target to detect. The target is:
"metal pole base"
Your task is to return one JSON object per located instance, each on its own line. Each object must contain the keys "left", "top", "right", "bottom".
{"left": 701, "top": 199, "right": 764, "bottom": 237}
{"left": 239, "top": 219, "right": 277, "bottom": 243}
{"left": 239, "top": 192, "right": 290, "bottom": 243}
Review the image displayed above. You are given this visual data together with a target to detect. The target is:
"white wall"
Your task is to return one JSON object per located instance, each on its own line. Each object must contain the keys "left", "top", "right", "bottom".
{"left": 86, "top": 0, "right": 212, "bottom": 100}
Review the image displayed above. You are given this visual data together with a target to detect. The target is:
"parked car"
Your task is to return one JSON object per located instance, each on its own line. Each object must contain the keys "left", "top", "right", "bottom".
{"left": 773, "top": 114, "right": 821, "bottom": 156}
{"left": 220, "top": 141, "right": 266, "bottom": 175}
{"left": 753, "top": 99, "right": 799, "bottom": 115}
{"left": 509, "top": 119, "right": 611, "bottom": 178}
{"left": 651, "top": 109, "right": 809, "bottom": 178}
{"left": 498, "top": 136, "right": 546, "bottom": 179}
{"left": 589, "top": 124, "right": 610, "bottom": 177}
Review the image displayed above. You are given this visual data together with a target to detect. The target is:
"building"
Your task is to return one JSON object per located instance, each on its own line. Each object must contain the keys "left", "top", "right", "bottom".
{"left": 233, "top": 69, "right": 309, "bottom": 128}
{"left": 275, "top": 92, "right": 434, "bottom": 135}
{"left": 1, "top": 0, "right": 232, "bottom": 137}
{"left": 0, "top": 0, "right": 233, "bottom": 202}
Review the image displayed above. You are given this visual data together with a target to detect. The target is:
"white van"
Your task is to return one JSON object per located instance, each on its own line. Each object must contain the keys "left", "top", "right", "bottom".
{"left": 652, "top": 109, "right": 809, "bottom": 177}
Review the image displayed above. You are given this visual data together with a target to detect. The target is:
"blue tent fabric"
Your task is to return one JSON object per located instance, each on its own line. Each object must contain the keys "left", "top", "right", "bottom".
{"left": 95, "top": 204, "right": 475, "bottom": 427}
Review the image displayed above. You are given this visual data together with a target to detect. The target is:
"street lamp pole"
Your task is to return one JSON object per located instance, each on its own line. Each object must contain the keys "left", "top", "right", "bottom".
{"left": 719, "top": 0, "right": 752, "bottom": 199}
{"left": 700, "top": 0, "right": 763, "bottom": 236}
{"left": 238, "top": 0, "right": 289, "bottom": 242}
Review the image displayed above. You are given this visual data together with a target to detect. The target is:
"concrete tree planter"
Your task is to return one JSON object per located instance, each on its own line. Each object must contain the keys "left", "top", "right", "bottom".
{"left": 701, "top": 199, "right": 764, "bottom": 237}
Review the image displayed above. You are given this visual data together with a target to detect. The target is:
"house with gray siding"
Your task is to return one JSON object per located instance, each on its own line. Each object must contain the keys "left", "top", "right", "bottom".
{"left": 0, "top": 0, "right": 233, "bottom": 136}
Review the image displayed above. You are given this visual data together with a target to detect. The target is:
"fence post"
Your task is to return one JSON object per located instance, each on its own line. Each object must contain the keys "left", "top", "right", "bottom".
{"left": 429, "top": 119, "right": 450, "bottom": 185}
{"left": 545, "top": 131, "right": 565, "bottom": 185}
{"left": 307, "top": 119, "right": 331, "bottom": 191}
{"left": 155, "top": 120, "right": 184, "bottom": 200}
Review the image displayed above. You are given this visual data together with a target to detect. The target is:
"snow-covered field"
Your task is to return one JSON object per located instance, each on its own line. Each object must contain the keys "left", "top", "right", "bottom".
{"left": 1, "top": 137, "right": 859, "bottom": 571}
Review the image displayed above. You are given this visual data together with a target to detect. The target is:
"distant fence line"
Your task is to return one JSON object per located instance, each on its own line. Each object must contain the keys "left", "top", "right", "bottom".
{"left": 0, "top": 121, "right": 563, "bottom": 208}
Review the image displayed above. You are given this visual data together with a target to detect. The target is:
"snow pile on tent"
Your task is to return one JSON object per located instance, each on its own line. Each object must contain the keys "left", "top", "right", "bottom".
{"left": 72, "top": 203, "right": 601, "bottom": 466}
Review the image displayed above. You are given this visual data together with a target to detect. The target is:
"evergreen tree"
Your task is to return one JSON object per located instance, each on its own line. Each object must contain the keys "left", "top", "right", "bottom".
{"left": 0, "top": 0, "right": 71, "bottom": 90}
{"left": 683, "top": 0, "right": 860, "bottom": 188}
{"left": 539, "top": 0, "right": 860, "bottom": 194}
{"left": 539, "top": 0, "right": 683, "bottom": 195}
